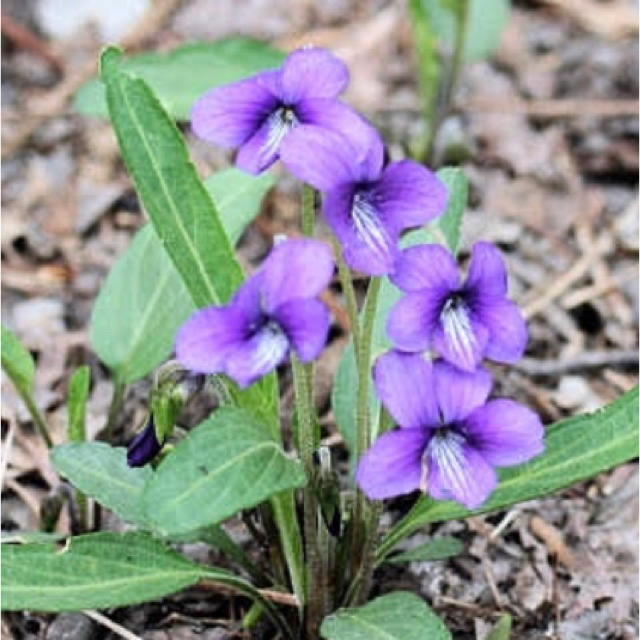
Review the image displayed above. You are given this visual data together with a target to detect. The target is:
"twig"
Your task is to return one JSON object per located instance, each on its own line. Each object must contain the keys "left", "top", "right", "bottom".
{"left": 0, "top": 421, "right": 17, "bottom": 489}
{"left": 460, "top": 97, "right": 639, "bottom": 118}
{"left": 197, "top": 579, "right": 299, "bottom": 607}
{"left": 514, "top": 350, "right": 639, "bottom": 377}
{"left": 1, "top": 11, "right": 64, "bottom": 72}
{"left": 83, "top": 611, "right": 143, "bottom": 640}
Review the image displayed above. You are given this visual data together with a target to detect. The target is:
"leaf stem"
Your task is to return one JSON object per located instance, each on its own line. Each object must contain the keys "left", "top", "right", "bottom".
{"left": 21, "top": 392, "right": 53, "bottom": 448}
{"left": 350, "top": 277, "right": 381, "bottom": 587}
{"left": 330, "top": 236, "right": 361, "bottom": 359}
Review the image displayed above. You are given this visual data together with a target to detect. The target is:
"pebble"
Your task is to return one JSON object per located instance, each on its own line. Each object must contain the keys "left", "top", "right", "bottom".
{"left": 46, "top": 613, "right": 95, "bottom": 640}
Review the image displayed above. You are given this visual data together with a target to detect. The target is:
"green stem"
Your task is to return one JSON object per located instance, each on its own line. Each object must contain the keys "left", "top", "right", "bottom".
{"left": 330, "top": 236, "right": 361, "bottom": 359}
{"left": 350, "top": 277, "right": 381, "bottom": 584}
{"left": 301, "top": 184, "right": 315, "bottom": 236}
{"left": 103, "top": 380, "right": 125, "bottom": 442}
{"left": 21, "top": 392, "right": 53, "bottom": 448}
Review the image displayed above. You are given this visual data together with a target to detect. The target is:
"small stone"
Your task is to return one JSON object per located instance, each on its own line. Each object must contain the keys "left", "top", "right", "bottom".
{"left": 46, "top": 613, "right": 95, "bottom": 640}
{"left": 554, "top": 376, "right": 592, "bottom": 410}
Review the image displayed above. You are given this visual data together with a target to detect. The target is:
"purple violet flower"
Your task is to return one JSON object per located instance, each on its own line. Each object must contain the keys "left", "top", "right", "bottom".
{"left": 127, "top": 417, "right": 163, "bottom": 468}
{"left": 387, "top": 241, "right": 528, "bottom": 371}
{"left": 175, "top": 238, "right": 334, "bottom": 388}
{"left": 356, "top": 351, "right": 544, "bottom": 508}
{"left": 190, "top": 46, "right": 374, "bottom": 174}
{"left": 280, "top": 125, "right": 448, "bottom": 275}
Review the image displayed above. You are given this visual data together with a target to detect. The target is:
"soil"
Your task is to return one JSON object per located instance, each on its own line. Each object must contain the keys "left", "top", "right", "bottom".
{"left": 1, "top": 1, "right": 638, "bottom": 638}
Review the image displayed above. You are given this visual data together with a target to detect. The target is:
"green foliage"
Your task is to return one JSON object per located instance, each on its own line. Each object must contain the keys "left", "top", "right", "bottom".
{"left": 1, "top": 325, "right": 35, "bottom": 400}
{"left": 75, "top": 39, "right": 285, "bottom": 119}
{"left": 100, "top": 46, "right": 243, "bottom": 308}
{"left": 66, "top": 366, "right": 90, "bottom": 442}
{"left": 486, "top": 614, "right": 512, "bottom": 640}
{"left": 1, "top": 531, "right": 209, "bottom": 611}
{"left": 51, "top": 442, "right": 153, "bottom": 528}
{"left": 435, "top": 166, "right": 468, "bottom": 254}
{"left": 90, "top": 224, "right": 196, "bottom": 384}
{"left": 383, "top": 536, "right": 464, "bottom": 565}
{"left": 320, "top": 591, "right": 451, "bottom": 640}
{"left": 410, "top": 0, "right": 509, "bottom": 62}
{"left": 378, "top": 387, "right": 639, "bottom": 558}
{"left": 89, "top": 169, "right": 273, "bottom": 385}
{"left": 142, "top": 407, "right": 307, "bottom": 536}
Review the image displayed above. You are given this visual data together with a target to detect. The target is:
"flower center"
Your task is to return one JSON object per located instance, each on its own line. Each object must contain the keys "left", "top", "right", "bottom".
{"left": 439, "top": 293, "right": 476, "bottom": 362}
{"left": 251, "top": 319, "right": 289, "bottom": 373}
{"left": 351, "top": 191, "right": 393, "bottom": 259}
{"left": 421, "top": 426, "right": 466, "bottom": 494}
{"left": 263, "top": 106, "right": 299, "bottom": 159}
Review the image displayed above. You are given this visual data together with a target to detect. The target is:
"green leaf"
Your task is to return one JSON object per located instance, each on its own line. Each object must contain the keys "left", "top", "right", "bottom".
{"left": 1, "top": 531, "right": 223, "bottom": 611}
{"left": 1, "top": 325, "right": 35, "bottom": 399}
{"left": 90, "top": 224, "right": 196, "bottom": 384}
{"left": 75, "top": 39, "right": 285, "bottom": 119}
{"left": 486, "top": 614, "right": 512, "bottom": 640}
{"left": 67, "top": 366, "right": 90, "bottom": 442}
{"left": 142, "top": 407, "right": 307, "bottom": 536}
{"left": 51, "top": 442, "right": 153, "bottom": 528}
{"left": 435, "top": 167, "right": 468, "bottom": 254}
{"left": 1, "top": 531, "right": 67, "bottom": 545}
{"left": 384, "top": 536, "right": 464, "bottom": 565}
{"left": 89, "top": 168, "right": 273, "bottom": 384}
{"left": 411, "top": 0, "right": 509, "bottom": 62}
{"left": 320, "top": 591, "right": 451, "bottom": 640}
{"left": 204, "top": 168, "right": 276, "bottom": 245}
{"left": 100, "top": 46, "right": 243, "bottom": 308}
{"left": 378, "top": 387, "right": 639, "bottom": 558}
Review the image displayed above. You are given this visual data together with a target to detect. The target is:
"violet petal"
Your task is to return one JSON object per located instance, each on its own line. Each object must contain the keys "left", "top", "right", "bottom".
{"left": 391, "top": 244, "right": 459, "bottom": 293}
{"left": 386, "top": 291, "right": 443, "bottom": 352}
{"left": 261, "top": 238, "right": 334, "bottom": 311}
{"left": 127, "top": 419, "right": 162, "bottom": 467}
{"left": 356, "top": 428, "right": 429, "bottom": 500}
{"left": 464, "top": 399, "right": 544, "bottom": 467}
{"left": 274, "top": 298, "right": 330, "bottom": 362}
{"left": 280, "top": 47, "right": 349, "bottom": 102}
{"left": 236, "top": 115, "right": 286, "bottom": 174}
{"left": 373, "top": 160, "right": 448, "bottom": 234}
{"left": 433, "top": 360, "right": 493, "bottom": 423}
{"left": 427, "top": 437, "right": 496, "bottom": 509}
{"left": 465, "top": 241, "right": 508, "bottom": 298}
{"left": 432, "top": 308, "right": 489, "bottom": 372}
{"left": 373, "top": 350, "right": 439, "bottom": 429}
{"left": 191, "top": 77, "right": 277, "bottom": 147}
{"left": 476, "top": 297, "right": 528, "bottom": 364}
{"left": 279, "top": 125, "right": 357, "bottom": 191}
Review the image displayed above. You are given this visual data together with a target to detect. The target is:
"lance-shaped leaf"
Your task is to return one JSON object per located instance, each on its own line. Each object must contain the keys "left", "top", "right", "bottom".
{"left": 51, "top": 442, "right": 153, "bottom": 528}
{"left": 75, "top": 39, "right": 285, "bottom": 120}
{"left": 435, "top": 166, "right": 468, "bottom": 254}
{"left": 321, "top": 591, "right": 451, "bottom": 640}
{"left": 383, "top": 536, "right": 464, "bottom": 565}
{"left": 100, "top": 46, "right": 243, "bottom": 308}
{"left": 378, "top": 387, "right": 639, "bottom": 558}
{"left": 1, "top": 532, "right": 206, "bottom": 611}
{"left": 1, "top": 325, "right": 35, "bottom": 400}
{"left": 67, "top": 366, "right": 90, "bottom": 442}
{"left": 143, "top": 407, "right": 306, "bottom": 536}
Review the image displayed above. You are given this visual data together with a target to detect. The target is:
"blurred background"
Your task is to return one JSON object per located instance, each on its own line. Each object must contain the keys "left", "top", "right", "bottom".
{"left": 1, "top": 1, "right": 638, "bottom": 638}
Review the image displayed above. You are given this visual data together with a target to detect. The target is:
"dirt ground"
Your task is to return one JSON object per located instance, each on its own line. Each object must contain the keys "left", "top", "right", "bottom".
{"left": 1, "top": 1, "right": 638, "bottom": 639}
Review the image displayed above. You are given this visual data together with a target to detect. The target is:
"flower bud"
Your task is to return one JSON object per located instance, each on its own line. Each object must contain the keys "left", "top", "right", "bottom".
{"left": 127, "top": 417, "right": 163, "bottom": 467}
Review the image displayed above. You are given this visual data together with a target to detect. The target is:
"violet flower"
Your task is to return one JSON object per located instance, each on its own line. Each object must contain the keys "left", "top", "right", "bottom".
{"left": 175, "top": 238, "right": 334, "bottom": 388}
{"left": 356, "top": 351, "right": 544, "bottom": 508}
{"left": 191, "top": 46, "right": 374, "bottom": 174}
{"left": 127, "top": 417, "right": 163, "bottom": 468}
{"left": 387, "top": 241, "right": 527, "bottom": 371}
{"left": 280, "top": 125, "right": 447, "bottom": 275}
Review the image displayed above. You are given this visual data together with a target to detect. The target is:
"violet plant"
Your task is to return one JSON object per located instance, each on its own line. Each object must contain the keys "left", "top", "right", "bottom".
{"left": 2, "top": 42, "right": 638, "bottom": 640}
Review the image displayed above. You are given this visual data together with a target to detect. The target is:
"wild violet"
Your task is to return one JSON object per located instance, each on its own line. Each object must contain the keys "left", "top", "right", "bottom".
{"left": 2, "top": 35, "right": 636, "bottom": 640}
